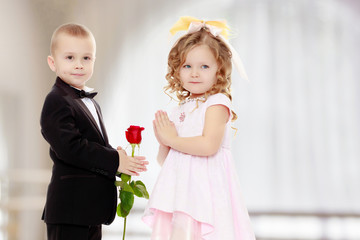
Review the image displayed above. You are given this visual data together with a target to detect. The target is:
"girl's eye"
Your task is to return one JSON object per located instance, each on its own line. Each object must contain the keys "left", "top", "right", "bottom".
{"left": 183, "top": 65, "right": 191, "bottom": 69}
{"left": 201, "top": 65, "right": 209, "bottom": 69}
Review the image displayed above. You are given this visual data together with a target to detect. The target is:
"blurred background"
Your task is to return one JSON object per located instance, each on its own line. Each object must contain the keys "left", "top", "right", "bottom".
{"left": 1, "top": 0, "right": 359, "bottom": 239}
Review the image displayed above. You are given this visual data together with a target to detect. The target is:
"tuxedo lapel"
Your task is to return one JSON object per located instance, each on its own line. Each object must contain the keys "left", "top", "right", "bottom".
{"left": 54, "top": 78, "right": 105, "bottom": 143}
{"left": 74, "top": 98, "right": 106, "bottom": 143}
{"left": 91, "top": 99, "right": 109, "bottom": 144}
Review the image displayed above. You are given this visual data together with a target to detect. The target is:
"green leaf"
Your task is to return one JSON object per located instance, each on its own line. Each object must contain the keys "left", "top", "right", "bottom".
{"left": 117, "top": 181, "right": 134, "bottom": 193}
{"left": 116, "top": 203, "right": 124, "bottom": 217}
{"left": 121, "top": 174, "right": 131, "bottom": 183}
{"left": 130, "top": 181, "right": 143, "bottom": 198}
{"left": 120, "top": 190, "right": 134, "bottom": 217}
{"left": 117, "top": 203, "right": 130, "bottom": 218}
{"left": 135, "top": 180, "right": 146, "bottom": 188}
{"left": 135, "top": 180, "right": 150, "bottom": 199}
{"left": 114, "top": 180, "right": 122, "bottom": 187}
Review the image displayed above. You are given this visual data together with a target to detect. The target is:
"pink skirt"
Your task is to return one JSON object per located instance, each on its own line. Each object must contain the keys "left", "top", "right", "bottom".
{"left": 151, "top": 210, "right": 202, "bottom": 240}
{"left": 143, "top": 149, "right": 256, "bottom": 240}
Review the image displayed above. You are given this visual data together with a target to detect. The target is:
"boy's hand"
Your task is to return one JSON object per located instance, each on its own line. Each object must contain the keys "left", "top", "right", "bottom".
{"left": 117, "top": 146, "right": 148, "bottom": 176}
{"left": 153, "top": 110, "right": 178, "bottom": 147}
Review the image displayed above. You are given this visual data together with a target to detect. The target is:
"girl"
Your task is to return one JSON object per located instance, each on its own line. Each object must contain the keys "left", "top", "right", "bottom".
{"left": 143, "top": 17, "right": 256, "bottom": 240}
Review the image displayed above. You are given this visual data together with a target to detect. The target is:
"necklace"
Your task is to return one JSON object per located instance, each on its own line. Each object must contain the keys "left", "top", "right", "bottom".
{"left": 180, "top": 96, "right": 206, "bottom": 105}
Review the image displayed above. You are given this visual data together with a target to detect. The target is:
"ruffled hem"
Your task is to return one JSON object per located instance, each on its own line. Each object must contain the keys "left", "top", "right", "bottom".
{"left": 143, "top": 209, "right": 213, "bottom": 240}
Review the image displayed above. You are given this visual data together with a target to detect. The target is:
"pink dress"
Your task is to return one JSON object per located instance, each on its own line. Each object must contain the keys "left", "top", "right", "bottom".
{"left": 143, "top": 93, "right": 256, "bottom": 240}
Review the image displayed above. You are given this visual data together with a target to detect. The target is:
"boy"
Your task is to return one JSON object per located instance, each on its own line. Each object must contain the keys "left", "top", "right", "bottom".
{"left": 40, "top": 23, "right": 148, "bottom": 240}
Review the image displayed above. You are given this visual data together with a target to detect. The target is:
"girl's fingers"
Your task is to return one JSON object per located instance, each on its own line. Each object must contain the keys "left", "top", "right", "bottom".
{"left": 155, "top": 111, "right": 165, "bottom": 127}
{"left": 163, "top": 111, "right": 169, "bottom": 120}
{"left": 159, "top": 111, "right": 169, "bottom": 125}
{"left": 162, "top": 111, "right": 168, "bottom": 121}
{"left": 154, "top": 110, "right": 173, "bottom": 130}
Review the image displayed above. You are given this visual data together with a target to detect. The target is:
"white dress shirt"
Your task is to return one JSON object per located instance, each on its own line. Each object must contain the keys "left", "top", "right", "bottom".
{"left": 73, "top": 86, "right": 104, "bottom": 138}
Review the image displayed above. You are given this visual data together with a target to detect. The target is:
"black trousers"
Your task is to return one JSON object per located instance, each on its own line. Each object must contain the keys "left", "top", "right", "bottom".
{"left": 46, "top": 223, "right": 102, "bottom": 240}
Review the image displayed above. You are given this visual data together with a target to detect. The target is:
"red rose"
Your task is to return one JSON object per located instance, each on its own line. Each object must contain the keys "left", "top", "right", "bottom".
{"left": 117, "top": 125, "right": 148, "bottom": 239}
{"left": 125, "top": 125, "right": 145, "bottom": 144}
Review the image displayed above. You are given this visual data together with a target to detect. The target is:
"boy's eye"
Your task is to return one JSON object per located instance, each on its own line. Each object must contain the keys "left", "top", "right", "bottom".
{"left": 84, "top": 56, "right": 91, "bottom": 60}
{"left": 201, "top": 65, "right": 209, "bottom": 69}
{"left": 66, "top": 56, "right": 73, "bottom": 60}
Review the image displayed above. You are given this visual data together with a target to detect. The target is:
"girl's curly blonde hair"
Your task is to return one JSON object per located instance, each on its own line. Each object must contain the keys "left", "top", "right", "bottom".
{"left": 165, "top": 28, "right": 237, "bottom": 121}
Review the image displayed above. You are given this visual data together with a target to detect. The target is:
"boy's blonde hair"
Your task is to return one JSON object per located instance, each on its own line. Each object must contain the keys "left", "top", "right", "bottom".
{"left": 50, "top": 23, "right": 95, "bottom": 56}
{"left": 165, "top": 28, "right": 237, "bottom": 120}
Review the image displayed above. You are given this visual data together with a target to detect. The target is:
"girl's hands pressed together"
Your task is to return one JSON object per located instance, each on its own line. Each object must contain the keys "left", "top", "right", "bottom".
{"left": 153, "top": 110, "right": 178, "bottom": 147}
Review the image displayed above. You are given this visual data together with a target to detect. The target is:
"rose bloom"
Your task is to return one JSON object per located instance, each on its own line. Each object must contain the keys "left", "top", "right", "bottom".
{"left": 125, "top": 125, "right": 145, "bottom": 144}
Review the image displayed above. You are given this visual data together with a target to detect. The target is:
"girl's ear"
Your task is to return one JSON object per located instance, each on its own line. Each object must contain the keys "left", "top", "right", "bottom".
{"left": 47, "top": 56, "right": 56, "bottom": 72}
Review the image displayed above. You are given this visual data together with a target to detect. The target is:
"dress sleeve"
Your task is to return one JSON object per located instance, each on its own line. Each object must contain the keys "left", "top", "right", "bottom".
{"left": 205, "top": 93, "right": 233, "bottom": 122}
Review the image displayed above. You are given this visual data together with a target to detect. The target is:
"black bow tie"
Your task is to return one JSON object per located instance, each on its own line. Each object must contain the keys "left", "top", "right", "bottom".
{"left": 79, "top": 90, "right": 98, "bottom": 99}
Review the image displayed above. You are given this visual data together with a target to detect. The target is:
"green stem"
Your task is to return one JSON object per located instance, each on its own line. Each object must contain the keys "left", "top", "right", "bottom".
{"left": 131, "top": 144, "right": 135, "bottom": 157}
{"left": 122, "top": 217, "right": 127, "bottom": 240}
{"left": 122, "top": 144, "right": 135, "bottom": 240}
{"left": 121, "top": 144, "right": 137, "bottom": 240}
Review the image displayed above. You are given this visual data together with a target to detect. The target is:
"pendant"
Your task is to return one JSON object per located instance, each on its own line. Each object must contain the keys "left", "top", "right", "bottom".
{"left": 179, "top": 112, "right": 185, "bottom": 122}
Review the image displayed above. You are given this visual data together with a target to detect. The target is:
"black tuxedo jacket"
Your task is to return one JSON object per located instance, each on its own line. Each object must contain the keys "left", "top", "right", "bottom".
{"left": 40, "top": 77, "right": 119, "bottom": 226}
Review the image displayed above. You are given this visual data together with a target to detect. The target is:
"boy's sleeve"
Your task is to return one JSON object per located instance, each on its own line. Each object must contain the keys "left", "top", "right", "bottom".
{"left": 40, "top": 92, "right": 119, "bottom": 178}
